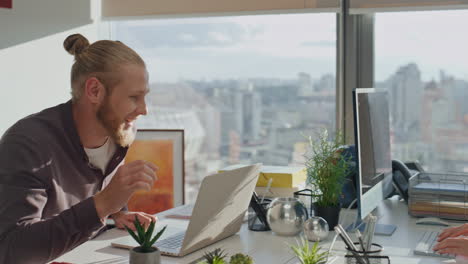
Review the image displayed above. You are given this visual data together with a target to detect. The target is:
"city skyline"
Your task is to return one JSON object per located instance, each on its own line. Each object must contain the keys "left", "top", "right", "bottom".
{"left": 135, "top": 61, "right": 468, "bottom": 202}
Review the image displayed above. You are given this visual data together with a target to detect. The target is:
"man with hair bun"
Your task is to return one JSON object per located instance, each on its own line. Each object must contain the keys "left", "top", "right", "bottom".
{"left": 0, "top": 34, "right": 159, "bottom": 264}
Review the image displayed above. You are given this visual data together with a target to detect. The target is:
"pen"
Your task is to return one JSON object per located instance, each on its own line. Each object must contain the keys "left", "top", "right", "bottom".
{"left": 260, "top": 178, "right": 273, "bottom": 204}
{"left": 356, "top": 230, "right": 370, "bottom": 264}
{"left": 364, "top": 215, "right": 372, "bottom": 237}
{"left": 334, "top": 227, "right": 366, "bottom": 264}
{"left": 336, "top": 224, "right": 358, "bottom": 251}
{"left": 365, "top": 215, "right": 377, "bottom": 252}
{"left": 326, "top": 233, "right": 339, "bottom": 263}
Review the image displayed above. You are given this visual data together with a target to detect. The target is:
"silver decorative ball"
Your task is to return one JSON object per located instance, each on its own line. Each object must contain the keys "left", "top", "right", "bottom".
{"left": 266, "top": 197, "right": 308, "bottom": 236}
{"left": 303, "top": 216, "right": 329, "bottom": 242}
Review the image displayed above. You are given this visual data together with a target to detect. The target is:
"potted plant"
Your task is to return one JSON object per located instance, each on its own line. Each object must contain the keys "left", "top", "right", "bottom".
{"left": 197, "top": 248, "right": 253, "bottom": 264}
{"left": 289, "top": 237, "right": 329, "bottom": 264}
{"left": 229, "top": 253, "right": 254, "bottom": 264}
{"left": 305, "top": 129, "right": 350, "bottom": 230}
{"left": 125, "top": 216, "right": 167, "bottom": 264}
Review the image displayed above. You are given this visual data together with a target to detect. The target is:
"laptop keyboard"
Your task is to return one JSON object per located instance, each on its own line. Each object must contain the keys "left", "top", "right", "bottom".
{"left": 414, "top": 230, "right": 454, "bottom": 258}
{"left": 154, "top": 231, "right": 186, "bottom": 249}
{"left": 171, "top": 204, "right": 194, "bottom": 216}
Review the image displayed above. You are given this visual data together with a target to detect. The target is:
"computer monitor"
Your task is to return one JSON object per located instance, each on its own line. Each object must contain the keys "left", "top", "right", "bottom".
{"left": 352, "top": 88, "right": 394, "bottom": 221}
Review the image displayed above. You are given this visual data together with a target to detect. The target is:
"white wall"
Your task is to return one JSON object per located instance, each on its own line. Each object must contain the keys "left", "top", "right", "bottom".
{"left": 0, "top": 0, "right": 102, "bottom": 135}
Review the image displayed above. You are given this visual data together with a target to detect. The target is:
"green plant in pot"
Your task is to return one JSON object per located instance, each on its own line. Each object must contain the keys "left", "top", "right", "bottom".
{"left": 289, "top": 237, "right": 329, "bottom": 264}
{"left": 305, "top": 129, "right": 350, "bottom": 230}
{"left": 197, "top": 248, "right": 253, "bottom": 264}
{"left": 125, "top": 216, "right": 167, "bottom": 264}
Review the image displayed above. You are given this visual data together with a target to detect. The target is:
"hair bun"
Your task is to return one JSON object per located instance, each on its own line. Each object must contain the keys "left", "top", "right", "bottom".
{"left": 63, "top": 34, "right": 90, "bottom": 56}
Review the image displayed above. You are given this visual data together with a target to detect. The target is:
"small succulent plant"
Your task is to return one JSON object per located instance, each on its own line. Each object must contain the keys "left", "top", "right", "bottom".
{"left": 197, "top": 249, "right": 254, "bottom": 264}
{"left": 229, "top": 253, "right": 253, "bottom": 264}
{"left": 290, "top": 237, "right": 329, "bottom": 264}
{"left": 125, "top": 215, "right": 167, "bottom": 253}
{"left": 197, "top": 248, "right": 227, "bottom": 264}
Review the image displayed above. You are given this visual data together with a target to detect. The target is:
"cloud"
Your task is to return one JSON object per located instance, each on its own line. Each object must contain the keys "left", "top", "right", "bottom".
{"left": 116, "top": 22, "right": 249, "bottom": 48}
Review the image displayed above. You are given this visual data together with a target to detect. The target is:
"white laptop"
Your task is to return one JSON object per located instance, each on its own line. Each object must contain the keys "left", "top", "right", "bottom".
{"left": 111, "top": 164, "right": 261, "bottom": 257}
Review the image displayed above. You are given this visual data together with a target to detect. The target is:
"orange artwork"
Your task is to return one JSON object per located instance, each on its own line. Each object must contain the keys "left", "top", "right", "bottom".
{"left": 126, "top": 140, "right": 174, "bottom": 214}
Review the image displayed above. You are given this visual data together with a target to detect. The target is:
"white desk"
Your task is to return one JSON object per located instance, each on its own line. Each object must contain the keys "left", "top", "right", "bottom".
{"left": 53, "top": 198, "right": 460, "bottom": 264}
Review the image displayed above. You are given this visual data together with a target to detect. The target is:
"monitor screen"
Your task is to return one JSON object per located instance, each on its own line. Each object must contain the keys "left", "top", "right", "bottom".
{"left": 353, "top": 88, "right": 393, "bottom": 219}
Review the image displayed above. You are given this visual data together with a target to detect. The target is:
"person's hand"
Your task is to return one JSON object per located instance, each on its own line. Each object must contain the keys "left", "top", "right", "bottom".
{"left": 111, "top": 211, "right": 157, "bottom": 231}
{"left": 433, "top": 236, "right": 468, "bottom": 255}
{"left": 438, "top": 224, "right": 468, "bottom": 242}
{"left": 94, "top": 160, "right": 158, "bottom": 219}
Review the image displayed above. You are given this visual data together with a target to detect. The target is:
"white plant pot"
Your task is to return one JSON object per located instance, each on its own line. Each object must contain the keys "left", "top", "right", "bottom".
{"left": 129, "top": 246, "right": 161, "bottom": 264}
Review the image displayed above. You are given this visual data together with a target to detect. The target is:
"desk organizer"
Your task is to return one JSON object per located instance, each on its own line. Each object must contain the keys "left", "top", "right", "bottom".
{"left": 409, "top": 172, "right": 468, "bottom": 220}
{"left": 345, "top": 243, "right": 389, "bottom": 264}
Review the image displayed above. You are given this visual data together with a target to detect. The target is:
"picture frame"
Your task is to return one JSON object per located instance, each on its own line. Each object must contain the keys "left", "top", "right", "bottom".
{"left": 125, "top": 129, "right": 185, "bottom": 214}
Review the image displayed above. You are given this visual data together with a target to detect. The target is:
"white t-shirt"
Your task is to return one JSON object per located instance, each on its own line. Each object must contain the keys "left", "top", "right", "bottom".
{"left": 84, "top": 137, "right": 117, "bottom": 174}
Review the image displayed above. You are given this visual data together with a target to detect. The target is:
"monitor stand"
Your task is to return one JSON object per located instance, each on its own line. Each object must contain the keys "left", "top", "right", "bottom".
{"left": 346, "top": 215, "right": 397, "bottom": 236}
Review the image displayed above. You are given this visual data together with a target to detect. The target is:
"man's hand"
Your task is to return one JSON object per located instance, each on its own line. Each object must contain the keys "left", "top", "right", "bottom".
{"left": 111, "top": 211, "right": 157, "bottom": 231}
{"left": 434, "top": 236, "right": 468, "bottom": 255}
{"left": 93, "top": 160, "right": 158, "bottom": 219}
{"left": 438, "top": 224, "right": 468, "bottom": 242}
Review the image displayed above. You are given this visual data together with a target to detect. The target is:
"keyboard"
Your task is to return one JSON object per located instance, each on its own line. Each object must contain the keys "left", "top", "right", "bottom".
{"left": 172, "top": 204, "right": 194, "bottom": 216}
{"left": 413, "top": 230, "right": 454, "bottom": 258}
{"left": 154, "top": 231, "right": 186, "bottom": 249}
{"left": 164, "top": 204, "right": 194, "bottom": 219}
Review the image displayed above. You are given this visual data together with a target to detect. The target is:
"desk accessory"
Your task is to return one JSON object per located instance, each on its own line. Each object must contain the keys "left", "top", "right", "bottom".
{"left": 334, "top": 225, "right": 358, "bottom": 251}
{"left": 344, "top": 243, "right": 389, "bottom": 264}
{"left": 260, "top": 178, "right": 273, "bottom": 203}
{"left": 303, "top": 216, "right": 329, "bottom": 242}
{"left": 294, "top": 188, "right": 313, "bottom": 217}
{"left": 196, "top": 248, "right": 253, "bottom": 264}
{"left": 304, "top": 130, "right": 351, "bottom": 230}
{"left": 267, "top": 197, "right": 308, "bottom": 236}
{"left": 355, "top": 230, "right": 370, "bottom": 264}
{"left": 125, "top": 216, "right": 167, "bottom": 264}
{"left": 334, "top": 226, "right": 366, "bottom": 264}
{"left": 409, "top": 171, "right": 468, "bottom": 220}
{"left": 220, "top": 164, "right": 306, "bottom": 188}
{"left": 391, "top": 159, "right": 416, "bottom": 203}
{"left": 289, "top": 237, "right": 329, "bottom": 264}
{"left": 362, "top": 215, "right": 377, "bottom": 252}
{"left": 248, "top": 192, "right": 270, "bottom": 231}
{"left": 198, "top": 248, "right": 227, "bottom": 264}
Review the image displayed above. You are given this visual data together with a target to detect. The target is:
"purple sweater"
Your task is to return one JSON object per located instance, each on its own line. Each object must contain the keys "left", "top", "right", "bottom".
{"left": 0, "top": 101, "right": 128, "bottom": 263}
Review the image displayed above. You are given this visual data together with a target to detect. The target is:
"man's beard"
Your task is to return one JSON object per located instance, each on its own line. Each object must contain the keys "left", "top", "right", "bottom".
{"left": 96, "top": 99, "right": 136, "bottom": 147}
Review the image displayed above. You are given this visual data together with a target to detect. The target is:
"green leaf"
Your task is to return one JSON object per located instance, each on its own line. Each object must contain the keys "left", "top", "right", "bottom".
{"left": 289, "top": 237, "right": 328, "bottom": 264}
{"left": 304, "top": 129, "right": 350, "bottom": 207}
{"left": 134, "top": 215, "right": 146, "bottom": 243}
{"left": 149, "top": 225, "right": 167, "bottom": 246}
{"left": 143, "top": 221, "right": 156, "bottom": 248}
{"left": 124, "top": 225, "right": 142, "bottom": 245}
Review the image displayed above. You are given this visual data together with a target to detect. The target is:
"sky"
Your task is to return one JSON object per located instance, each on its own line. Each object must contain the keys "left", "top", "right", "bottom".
{"left": 375, "top": 10, "right": 468, "bottom": 82}
{"left": 113, "top": 10, "right": 468, "bottom": 83}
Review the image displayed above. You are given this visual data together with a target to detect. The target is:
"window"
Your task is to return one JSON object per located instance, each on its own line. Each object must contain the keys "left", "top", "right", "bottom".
{"left": 375, "top": 10, "right": 468, "bottom": 172}
{"left": 112, "top": 13, "right": 336, "bottom": 202}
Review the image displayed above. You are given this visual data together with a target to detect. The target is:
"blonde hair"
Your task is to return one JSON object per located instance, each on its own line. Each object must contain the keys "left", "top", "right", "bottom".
{"left": 63, "top": 34, "right": 146, "bottom": 102}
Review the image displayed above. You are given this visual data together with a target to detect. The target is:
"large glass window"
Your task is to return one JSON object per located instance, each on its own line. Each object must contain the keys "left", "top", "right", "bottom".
{"left": 375, "top": 10, "right": 468, "bottom": 172}
{"left": 112, "top": 13, "right": 336, "bottom": 202}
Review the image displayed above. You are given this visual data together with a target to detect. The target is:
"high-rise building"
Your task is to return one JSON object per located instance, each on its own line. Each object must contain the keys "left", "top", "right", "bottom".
{"left": 384, "top": 63, "right": 423, "bottom": 138}
{"left": 298, "top": 72, "right": 313, "bottom": 97}
{"left": 243, "top": 86, "right": 262, "bottom": 143}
